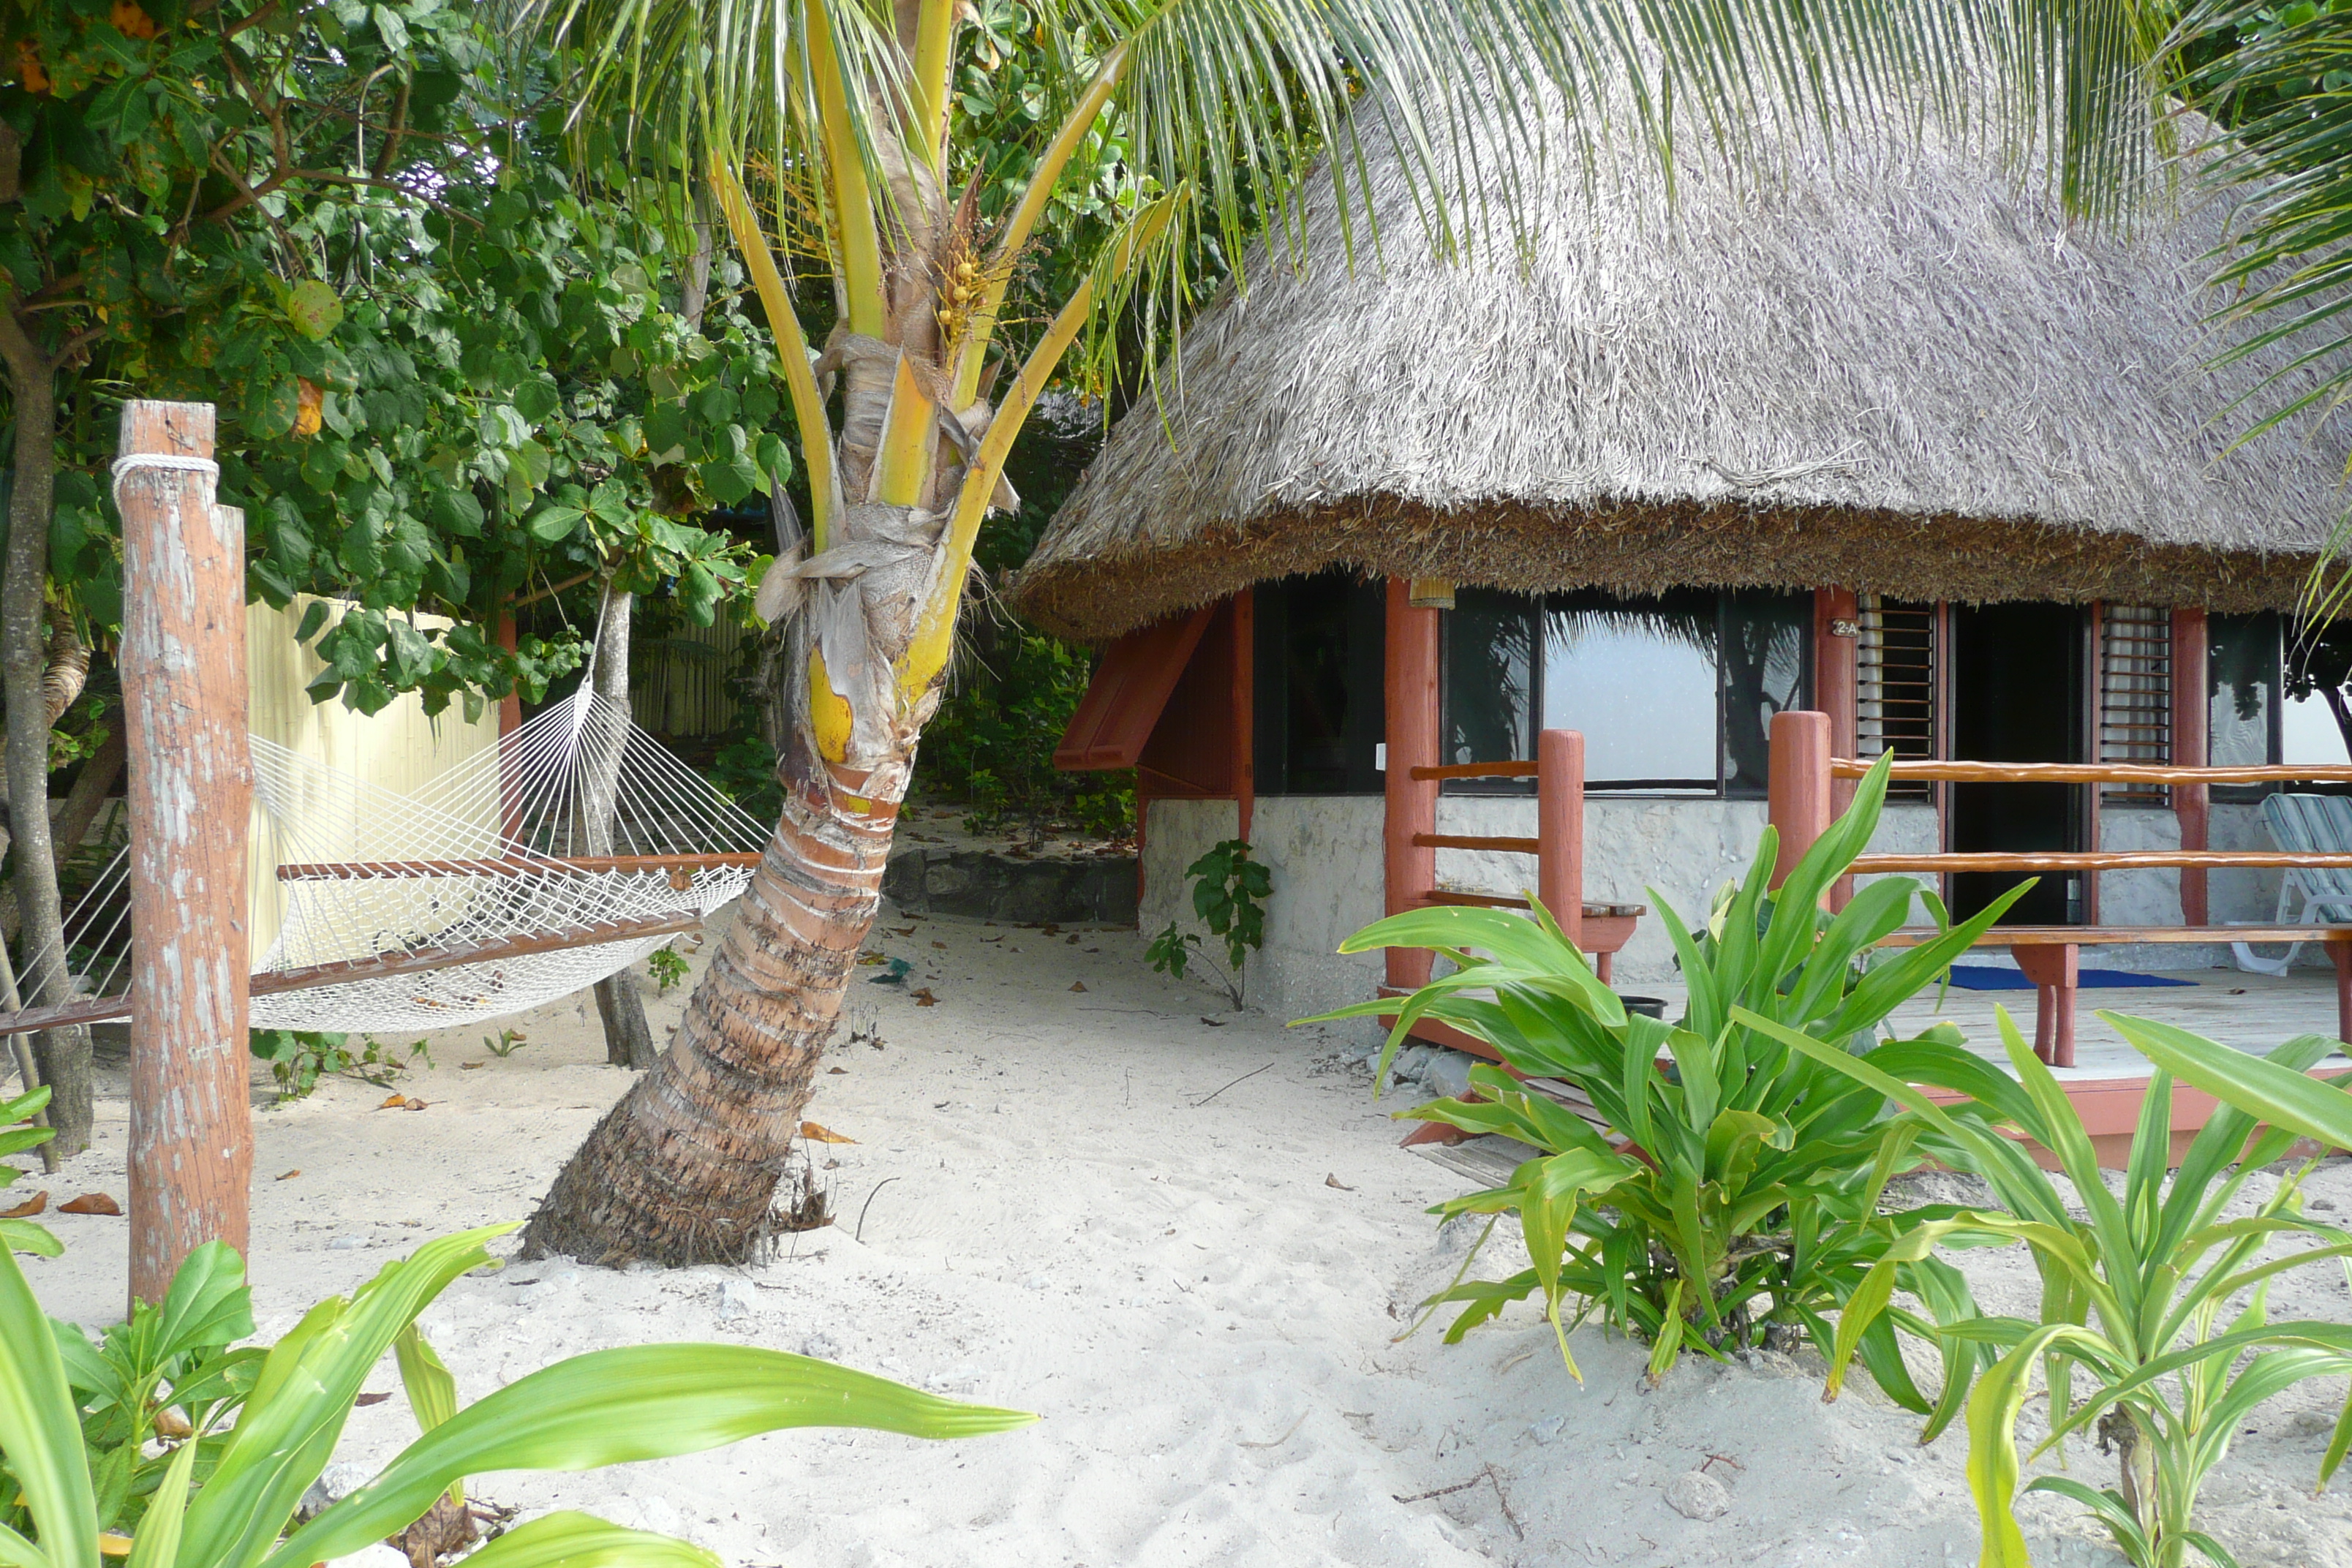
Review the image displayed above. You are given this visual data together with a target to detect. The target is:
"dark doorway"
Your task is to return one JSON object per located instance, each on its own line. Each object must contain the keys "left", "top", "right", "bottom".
{"left": 1949, "top": 603, "right": 2086, "bottom": 924}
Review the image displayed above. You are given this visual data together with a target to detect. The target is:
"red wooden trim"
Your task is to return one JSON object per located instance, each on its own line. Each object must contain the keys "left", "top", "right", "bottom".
{"left": 1053, "top": 606, "right": 1217, "bottom": 771}
{"left": 1538, "top": 728, "right": 1585, "bottom": 950}
{"left": 1768, "top": 710, "right": 1832, "bottom": 891}
{"left": 1412, "top": 760, "right": 1537, "bottom": 780}
{"left": 1831, "top": 759, "right": 2352, "bottom": 785}
{"left": 2173, "top": 608, "right": 2211, "bottom": 923}
{"left": 1814, "top": 589, "right": 1860, "bottom": 914}
{"left": 1384, "top": 580, "right": 1441, "bottom": 990}
{"left": 1234, "top": 589, "right": 1255, "bottom": 843}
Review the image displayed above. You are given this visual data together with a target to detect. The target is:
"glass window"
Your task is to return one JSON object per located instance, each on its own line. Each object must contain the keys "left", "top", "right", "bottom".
{"left": 1719, "top": 591, "right": 1812, "bottom": 797}
{"left": 1542, "top": 589, "right": 1720, "bottom": 793}
{"left": 1439, "top": 586, "right": 1814, "bottom": 796}
{"left": 2283, "top": 619, "right": 2352, "bottom": 767}
{"left": 1252, "top": 571, "right": 1386, "bottom": 795}
{"left": 2209, "top": 613, "right": 2277, "bottom": 773}
{"left": 1444, "top": 589, "right": 1535, "bottom": 785}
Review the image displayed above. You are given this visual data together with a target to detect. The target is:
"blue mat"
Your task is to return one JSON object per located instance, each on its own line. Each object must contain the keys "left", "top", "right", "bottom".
{"left": 1947, "top": 965, "right": 2194, "bottom": 992}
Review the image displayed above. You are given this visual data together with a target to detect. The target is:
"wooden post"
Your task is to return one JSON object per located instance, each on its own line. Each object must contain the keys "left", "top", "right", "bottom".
{"left": 2172, "top": 608, "right": 2210, "bottom": 924}
{"left": 1537, "top": 728, "right": 1585, "bottom": 954}
{"left": 1384, "top": 579, "right": 1440, "bottom": 990}
{"left": 1814, "top": 589, "right": 1860, "bottom": 911}
{"left": 1768, "top": 710, "right": 1832, "bottom": 892}
{"left": 118, "top": 402, "right": 251, "bottom": 1310}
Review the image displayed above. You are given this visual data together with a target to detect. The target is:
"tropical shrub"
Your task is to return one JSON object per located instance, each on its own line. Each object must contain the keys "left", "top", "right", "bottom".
{"left": 0, "top": 1226, "right": 1032, "bottom": 1568}
{"left": 1310, "top": 755, "right": 2024, "bottom": 1389}
{"left": 1752, "top": 1007, "right": 2352, "bottom": 1568}
{"left": 1147, "top": 840, "right": 1270, "bottom": 1007}
{"left": 1, "top": 1085, "right": 57, "bottom": 1256}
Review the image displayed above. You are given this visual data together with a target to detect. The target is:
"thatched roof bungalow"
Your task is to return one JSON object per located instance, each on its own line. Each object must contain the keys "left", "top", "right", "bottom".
{"left": 1012, "top": 97, "right": 2352, "bottom": 1018}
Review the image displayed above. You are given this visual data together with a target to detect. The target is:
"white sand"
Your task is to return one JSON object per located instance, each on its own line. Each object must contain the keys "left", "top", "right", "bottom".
{"left": 15, "top": 909, "right": 2352, "bottom": 1568}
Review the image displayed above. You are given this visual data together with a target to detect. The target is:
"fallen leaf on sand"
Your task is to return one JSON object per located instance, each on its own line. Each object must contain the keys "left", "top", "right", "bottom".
{"left": 800, "top": 1120, "right": 856, "bottom": 1144}
{"left": 912, "top": 987, "right": 938, "bottom": 1006}
{"left": 151, "top": 1407, "right": 192, "bottom": 1439}
{"left": 827, "top": 1066, "right": 847, "bottom": 1075}
{"left": 354, "top": 1392, "right": 392, "bottom": 1407}
{"left": 460, "top": 1062, "right": 482, "bottom": 1070}
{"left": 276, "top": 1169, "right": 301, "bottom": 1181}
{"left": 404, "top": 1098, "right": 429, "bottom": 1111}
{"left": 1068, "top": 981, "right": 1088, "bottom": 993}
{"left": 2, "top": 1191, "right": 48, "bottom": 1218}
{"left": 380, "top": 1094, "right": 410, "bottom": 1109}
{"left": 61, "top": 1193, "right": 121, "bottom": 1215}
{"left": 931, "top": 941, "right": 949, "bottom": 949}
{"left": 1326, "top": 1175, "right": 1355, "bottom": 1191}
{"left": 891, "top": 926, "right": 917, "bottom": 936}
{"left": 1199, "top": 1017, "right": 1226, "bottom": 1028}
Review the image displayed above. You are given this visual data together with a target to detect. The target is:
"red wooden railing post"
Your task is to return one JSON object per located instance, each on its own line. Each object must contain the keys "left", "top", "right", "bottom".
{"left": 1768, "top": 710, "right": 1832, "bottom": 892}
{"left": 1384, "top": 579, "right": 1441, "bottom": 990}
{"left": 118, "top": 402, "right": 252, "bottom": 1311}
{"left": 1537, "top": 728, "right": 1585, "bottom": 954}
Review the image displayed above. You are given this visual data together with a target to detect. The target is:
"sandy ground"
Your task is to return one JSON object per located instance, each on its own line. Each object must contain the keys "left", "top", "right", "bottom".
{"left": 12, "top": 907, "right": 2352, "bottom": 1568}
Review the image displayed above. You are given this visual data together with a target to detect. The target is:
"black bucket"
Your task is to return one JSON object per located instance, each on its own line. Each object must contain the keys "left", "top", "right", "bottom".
{"left": 1618, "top": 995, "right": 1668, "bottom": 1019}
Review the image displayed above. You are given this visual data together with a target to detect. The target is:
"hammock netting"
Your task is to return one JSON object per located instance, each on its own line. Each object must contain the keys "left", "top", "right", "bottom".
{"left": 18, "top": 683, "right": 770, "bottom": 1038}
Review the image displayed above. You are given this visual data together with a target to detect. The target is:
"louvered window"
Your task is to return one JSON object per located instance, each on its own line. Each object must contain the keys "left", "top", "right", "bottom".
{"left": 2099, "top": 605, "right": 2171, "bottom": 803}
{"left": 1857, "top": 597, "right": 1937, "bottom": 799}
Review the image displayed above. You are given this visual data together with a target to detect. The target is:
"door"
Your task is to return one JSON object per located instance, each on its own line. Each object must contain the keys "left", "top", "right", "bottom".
{"left": 1949, "top": 603, "right": 2086, "bottom": 924}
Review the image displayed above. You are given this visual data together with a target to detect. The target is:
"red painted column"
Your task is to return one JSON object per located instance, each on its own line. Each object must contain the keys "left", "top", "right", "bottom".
{"left": 118, "top": 402, "right": 252, "bottom": 1311}
{"left": 1232, "top": 590, "right": 1255, "bottom": 844}
{"left": 2172, "top": 608, "right": 2210, "bottom": 924}
{"left": 1537, "top": 728, "right": 1585, "bottom": 954}
{"left": 496, "top": 611, "right": 524, "bottom": 845}
{"left": 1768, "top": 710, "right": 1832, "bottom": 892}
{"left": 1384, "top": 580, "right": 1441, "bottom": 990}
{"left": 1814, "top": 589, "right": 1860, "bottom": 910}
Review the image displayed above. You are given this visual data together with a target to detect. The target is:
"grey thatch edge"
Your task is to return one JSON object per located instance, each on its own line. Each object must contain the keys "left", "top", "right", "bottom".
{"left": 1014, "top": 492, "right": 2326, "bottom": 642}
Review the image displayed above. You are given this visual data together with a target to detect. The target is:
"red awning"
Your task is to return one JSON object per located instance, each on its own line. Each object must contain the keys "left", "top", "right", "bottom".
{"left": 1052, "top": 607, "right": 1215, "bottom": 771}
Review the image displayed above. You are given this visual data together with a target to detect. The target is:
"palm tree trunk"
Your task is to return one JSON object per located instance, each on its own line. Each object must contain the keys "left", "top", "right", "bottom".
{"left": 0, "top": 301, "right": 90, "bottom": 1155}
{"left": 581, "top": 589, "right": 658, "bottom": 1070}
{"left": 521, "top": 738, "right": 897, "bottom": 1264}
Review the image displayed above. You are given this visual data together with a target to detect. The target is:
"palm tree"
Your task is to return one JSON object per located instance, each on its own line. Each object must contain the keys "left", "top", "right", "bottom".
{"left": 519, "top": 0, "right": 2159, "bottom": 1264}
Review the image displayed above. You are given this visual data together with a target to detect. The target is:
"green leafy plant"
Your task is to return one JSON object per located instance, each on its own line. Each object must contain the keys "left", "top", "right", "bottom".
{"left": 1146, "top": 840, "right": 1270, "bottom": 1007}
{"left": 647, "top": 949, "right": 692, "bottom": 995}
{"left": 1, "top": 1086, "right": 58, "bottom": 1258}
{"left": 481, "top": 1030, "right": 530, "bottom": 1060}
{"left": 1308, "top": 755, "right": 2024, "bottom": 1390}
{"left": 1754, "top": 1008, "right": 2352, "bottom": 1568}
{"left": 0, "top": 1227, "right": 1032, "bottom": 1568}
{"left": 248, "top": 1032, "right": 420, "bottom": 1101}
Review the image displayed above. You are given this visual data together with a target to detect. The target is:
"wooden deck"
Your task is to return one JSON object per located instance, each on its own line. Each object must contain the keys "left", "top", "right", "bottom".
{"left": 1397, "top": 967, "right": 2351, "bottom": 1167}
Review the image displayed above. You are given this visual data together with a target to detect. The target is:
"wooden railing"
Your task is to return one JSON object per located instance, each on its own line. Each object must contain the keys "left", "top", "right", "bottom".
{"left": 1769, "top": 709, "right": 2352, "bottom": 892}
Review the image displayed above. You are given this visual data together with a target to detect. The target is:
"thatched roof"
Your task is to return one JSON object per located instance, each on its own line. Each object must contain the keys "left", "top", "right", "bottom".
{"left": 1011, "top": 99, "right": 2352, "bottom": 640}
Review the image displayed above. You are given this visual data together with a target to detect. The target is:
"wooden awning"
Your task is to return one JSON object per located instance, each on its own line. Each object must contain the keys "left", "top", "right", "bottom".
{"left": 1052, "top": 607, "right": 1215, "bottom": 771}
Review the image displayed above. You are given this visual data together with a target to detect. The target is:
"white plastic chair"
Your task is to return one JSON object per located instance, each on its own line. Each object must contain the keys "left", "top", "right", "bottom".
{"left": 2231, "top": 793, "right": 2352, "bottom": 975}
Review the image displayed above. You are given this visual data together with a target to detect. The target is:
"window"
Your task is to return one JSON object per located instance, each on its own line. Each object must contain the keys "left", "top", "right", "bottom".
{"left": 1252, "top": 571, "right": 1386, "bottom": 795}
{"left": 1857, "top": 596, "right": 1936, "bottom": 800}
{"left": 2209, "top": 613, "right": 2280, "bottom": 801}
{"left": 2099, "top": 604, "right": 2171, "bottom": 804}
{"left": 1442, "top": 587, "right": 1812, "bottom": 796}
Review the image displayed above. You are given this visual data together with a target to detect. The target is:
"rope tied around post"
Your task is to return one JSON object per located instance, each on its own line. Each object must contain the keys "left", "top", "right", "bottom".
{"left": 109, "top": 452, "right": 220, "bottom": 503}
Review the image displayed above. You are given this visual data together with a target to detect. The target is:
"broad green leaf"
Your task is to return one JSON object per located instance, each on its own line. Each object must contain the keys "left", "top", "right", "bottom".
{"left": 427, "top": 1512, "right": 717, "bottom": 1568}
{"left": 268, "top": 1347, "right": 1036, "bottom": 1568}
{"left": 0, "top": 1244, "right": 97, "bottom": 1568}
{"left": 287, "top": 280, "right": 344, "bottom": 342}
{"left": 2104, "top": 1011, "right": 2352, "bottom": 1152}
{"left": 126, "top": 1434, "right": 200, "bottom": 1568}
{"left": 1967, "top": 1323, "right": 2111, "bottom": 1567}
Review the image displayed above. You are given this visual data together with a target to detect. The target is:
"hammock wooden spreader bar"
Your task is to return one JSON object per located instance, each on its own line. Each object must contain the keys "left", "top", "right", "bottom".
{"left": 0, "top": 908, "right": 706, "bottom": 1040}
{"left": 276, "top": 852, "right": 764, "bottom": 881}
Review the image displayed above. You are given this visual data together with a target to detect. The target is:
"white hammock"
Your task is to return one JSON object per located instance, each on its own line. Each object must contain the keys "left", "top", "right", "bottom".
{"left": 3, "top": 682, "right": 771, "bottom": 1040}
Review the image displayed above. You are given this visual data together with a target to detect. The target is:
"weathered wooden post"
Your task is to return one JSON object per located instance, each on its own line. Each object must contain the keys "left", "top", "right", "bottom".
{"left": 1768, "top": 710, "right": 1832, "bottom": 893}
{"left": 1536, "top": 728, "right": 1585, "bottom": 954}
{"left": 118, "top": 402, "right": 252, "bottom": 1309}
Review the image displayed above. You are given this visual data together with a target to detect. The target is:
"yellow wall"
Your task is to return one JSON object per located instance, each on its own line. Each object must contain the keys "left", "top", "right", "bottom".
{"left": 246, "top": 596, "right": 501, "bottom": 960}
